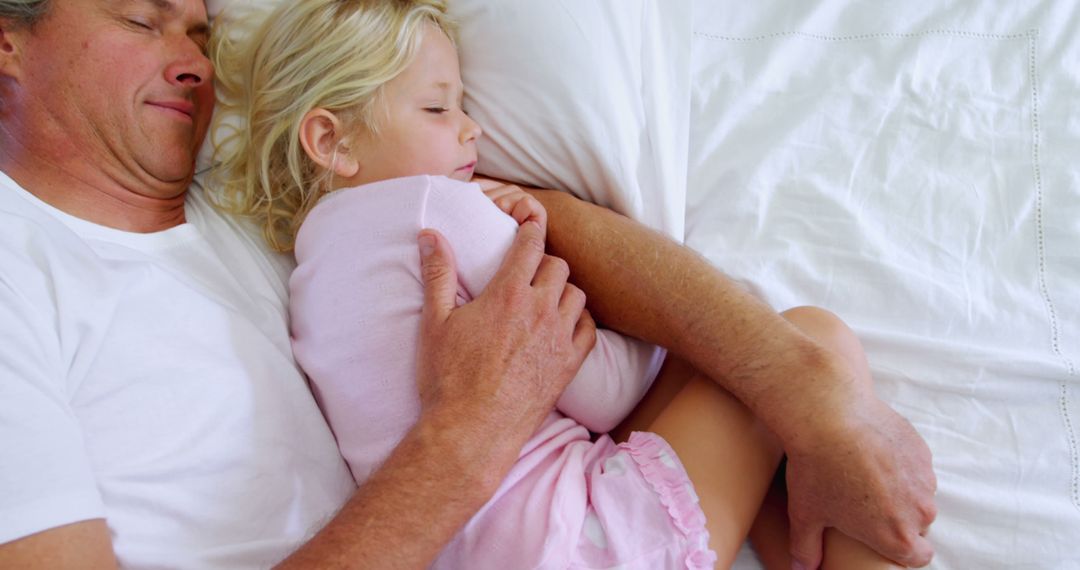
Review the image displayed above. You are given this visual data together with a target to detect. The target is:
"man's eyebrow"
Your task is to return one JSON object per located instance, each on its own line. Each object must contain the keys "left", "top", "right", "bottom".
{"left": 134, "top": 0, "right": 175, "bottom": 12}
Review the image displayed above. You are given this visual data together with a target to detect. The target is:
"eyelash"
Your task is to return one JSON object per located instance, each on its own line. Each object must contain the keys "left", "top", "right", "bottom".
{"left": 125, "top": 17, "right": 209, "bottom": 56}
{"left": 127, "top": 18, "right": 154, "bottom": 31}
{"left": 425, "top": 107, "right": 449, "bottom": 114}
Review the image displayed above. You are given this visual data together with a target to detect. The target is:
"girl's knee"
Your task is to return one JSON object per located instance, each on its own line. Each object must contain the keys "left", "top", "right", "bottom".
{"left": 781, "top": 305, "right": 850, "bottom": 340}
{"left": 781, "top": 306, "right": 869, "bottom": 378}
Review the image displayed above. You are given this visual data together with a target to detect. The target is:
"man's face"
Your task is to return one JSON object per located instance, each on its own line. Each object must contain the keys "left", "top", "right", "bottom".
{"left": 16, "top": 0, "right": 213, "bottom": 192}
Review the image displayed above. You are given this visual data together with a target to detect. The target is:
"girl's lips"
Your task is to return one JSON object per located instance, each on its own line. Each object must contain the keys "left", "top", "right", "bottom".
{"left": 457, "top": 161, "right": 477, "bottom": 172}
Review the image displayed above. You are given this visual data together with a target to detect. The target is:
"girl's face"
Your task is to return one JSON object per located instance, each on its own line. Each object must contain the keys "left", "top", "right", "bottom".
{"left": 348, "top": 23, "right": 482, "bottom": 185}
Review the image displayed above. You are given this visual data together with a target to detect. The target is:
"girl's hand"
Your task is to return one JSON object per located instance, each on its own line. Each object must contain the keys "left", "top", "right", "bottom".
{"left": 477, "top": 179, "right": 548, "bottom": 229}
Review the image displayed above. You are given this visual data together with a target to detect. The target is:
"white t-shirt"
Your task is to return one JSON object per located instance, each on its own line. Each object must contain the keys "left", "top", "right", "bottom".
{"left": 0, "top": 171, "right": 355, "bottom": 567}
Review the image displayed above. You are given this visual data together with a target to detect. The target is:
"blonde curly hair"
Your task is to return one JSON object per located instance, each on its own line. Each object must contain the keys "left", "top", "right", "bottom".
{"left": 208, "top": 0, "right": 455, "bottom": 252}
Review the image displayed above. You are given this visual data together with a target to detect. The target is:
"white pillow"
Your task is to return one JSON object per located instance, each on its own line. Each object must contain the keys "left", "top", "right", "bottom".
{"left": 449, "top": 0, "right": 692, "bottom": 238}
{"left": 203, "top": 0, "right": 693, "bottom": 238}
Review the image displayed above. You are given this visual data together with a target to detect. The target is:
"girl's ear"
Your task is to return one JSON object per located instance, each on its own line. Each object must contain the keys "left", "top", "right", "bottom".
{"left": 299, "top": 108, "right": 360, "bottom": 178}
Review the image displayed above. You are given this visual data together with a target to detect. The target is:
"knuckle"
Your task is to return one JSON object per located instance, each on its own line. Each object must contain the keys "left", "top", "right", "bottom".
{"left": 547, "top": 255, "right": 570, "bottom": 277}
{"left": 497, "top": 282, "right": 528, "bottom": 308}
{"left": 920, "top": 500, "right": 938, "bottom": 525}
{"left": 520, "top": 233, "right": 546, "bottom": 254}
{"left": 907, "top": 552, "right": 931, "bottom": 568}
{"left": 580, "top": 308, "right": 596, "bottom": 326}
{"left": 886, "top": 522, "right": 918, "bottom": 555}
{"left": 566, "top": 284, "right": 586, "bottom": 305}
{"left": 420, "top": 261, "right": 448, "bottom": 284}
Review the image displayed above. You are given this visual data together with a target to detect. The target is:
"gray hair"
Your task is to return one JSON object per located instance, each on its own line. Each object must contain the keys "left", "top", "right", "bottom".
{"left": 0, "top": 0, "right": 51, "bottom": 27}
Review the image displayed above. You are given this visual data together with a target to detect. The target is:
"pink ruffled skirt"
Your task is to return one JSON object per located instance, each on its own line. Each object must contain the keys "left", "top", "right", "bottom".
{"left": 568, "top": 432, "right": 717, "bottom": 569}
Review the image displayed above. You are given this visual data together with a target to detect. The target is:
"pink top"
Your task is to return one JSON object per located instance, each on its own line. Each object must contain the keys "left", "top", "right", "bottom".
{"left": 289, "top": 176, "right": 667, "bottom": 568}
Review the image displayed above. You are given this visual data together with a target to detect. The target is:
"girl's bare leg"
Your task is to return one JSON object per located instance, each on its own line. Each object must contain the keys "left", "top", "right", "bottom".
{"left": 613, "top": 355, "right": 783, "bottom": 566}
{"left": 614, "top": 306, "right": 904, "bottom": 569}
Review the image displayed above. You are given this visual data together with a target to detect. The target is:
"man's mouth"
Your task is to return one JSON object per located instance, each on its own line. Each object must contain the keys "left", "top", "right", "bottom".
{"left": 147, "top": 100, "right": 195, "bottom": 120}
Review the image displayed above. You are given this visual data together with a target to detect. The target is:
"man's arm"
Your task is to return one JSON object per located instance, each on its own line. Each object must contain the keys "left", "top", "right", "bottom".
{"left": 275, "top": 409, "right": 522, "bottom": 569}
{"left": 530, "top": 188, "right": 937, "bottom": 569}
{"left": 0, "top": 521, "right": 117, "bottom": 568}
{"left": 278, "top": 222, "right": 594, "bottom": 569}
{"left": 0, "top": 223, "right": 591, "bottom": 570}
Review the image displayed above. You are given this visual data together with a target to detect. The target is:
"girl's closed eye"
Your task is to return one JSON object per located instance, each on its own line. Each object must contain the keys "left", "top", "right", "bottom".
{"left": 424, "top": 106, "right": 449, "bottom": 114}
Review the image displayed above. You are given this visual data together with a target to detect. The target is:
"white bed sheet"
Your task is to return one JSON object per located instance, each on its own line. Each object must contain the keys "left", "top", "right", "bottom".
{"left": 202, "top": 1, "right": 1077, "bottom": 566}
{"left": 683, "top": 2, "right": 1079, "bottom": 568}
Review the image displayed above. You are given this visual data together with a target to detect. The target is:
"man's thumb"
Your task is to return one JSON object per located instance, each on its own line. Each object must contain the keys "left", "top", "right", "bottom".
{"left": 418, "top": 230, "right": 458, "bottom": 323}
{"left": 789, "top": 519, "right": 824, "bottom": 570}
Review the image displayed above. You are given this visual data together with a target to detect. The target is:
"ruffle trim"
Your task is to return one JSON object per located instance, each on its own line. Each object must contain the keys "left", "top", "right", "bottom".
{"left": 621, "top": 432, "right": 719, "bottom": 570}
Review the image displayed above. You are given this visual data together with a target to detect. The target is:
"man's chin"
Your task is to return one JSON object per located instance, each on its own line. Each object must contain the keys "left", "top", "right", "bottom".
{"left": 141, "top": 152, "right": 197, "bottom": 190}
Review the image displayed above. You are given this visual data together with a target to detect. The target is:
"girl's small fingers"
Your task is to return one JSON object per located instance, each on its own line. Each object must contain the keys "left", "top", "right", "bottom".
{"left": 512, "top": 197, "right": 547, "bottom": 227}
{"left": 491, "top": 195, "right": 512, "bottom": 214}
{"left": 482, "top": 184, "right": 519, "bottom": 202}
{"left": 474, "top": 177, "right": 504, "bottom": 191}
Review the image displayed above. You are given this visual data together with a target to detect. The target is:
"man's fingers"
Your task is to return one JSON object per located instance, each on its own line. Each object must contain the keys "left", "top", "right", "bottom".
{"left": 789, "top": 518, "right": 825, "bottom": 570}
{"left": 558, "top": 283, "right": 587, "bottom": 321}
{"left": 867, "top": 523, "right": 935, "bottom": 568}
{"left": 571, "top": 308, "right": 597, "bottom": 355}
{"left": 532, "top": 254, "right": 570, "bottom": 290}
{"left": 418, "top": 230, "right": 459, "bottom": 325}
{"left": 890, "top": 534, "right": 935, "bottom": 568}
{"left": 922, "top": 497, "right": 938, "bottom": 529}
{"left": 489, "top": 221, "right": 548, "bottom": 289}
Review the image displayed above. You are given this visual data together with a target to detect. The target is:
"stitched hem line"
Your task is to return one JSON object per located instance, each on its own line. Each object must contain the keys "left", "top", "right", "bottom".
{"left": 1026, "top": 28, "right": 1080, "bottom": 511}
{"left": 694, "top": 29, "right": 1031, "bottom": 42}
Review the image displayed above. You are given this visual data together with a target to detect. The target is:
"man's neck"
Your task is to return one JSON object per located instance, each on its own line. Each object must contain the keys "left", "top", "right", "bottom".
{"left": 0, "top": 143, "right": 188, "bottom": 234}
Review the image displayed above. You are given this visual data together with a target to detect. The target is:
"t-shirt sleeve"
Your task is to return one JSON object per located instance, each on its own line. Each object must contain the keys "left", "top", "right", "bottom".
{"left": 420, "top": 178, "right": 665, "bottom": 434}
{"left": 0, "top": 278, "right": 104, "bottom": 544}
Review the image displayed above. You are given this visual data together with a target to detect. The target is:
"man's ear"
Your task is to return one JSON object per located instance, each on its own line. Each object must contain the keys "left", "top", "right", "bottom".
{"left": 299, "top": 108, "right": 359, "bottom": 179}
{"left": 0, "top": 21, "right": 24, "bottom": 79}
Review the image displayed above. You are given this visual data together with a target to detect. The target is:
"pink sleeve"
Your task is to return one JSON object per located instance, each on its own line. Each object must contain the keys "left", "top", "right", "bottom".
{"left": 556, "top": 332, "right": 665, "bottom": 433}
{"left": 422, "top": 178, "right": 665, "bottom": 434}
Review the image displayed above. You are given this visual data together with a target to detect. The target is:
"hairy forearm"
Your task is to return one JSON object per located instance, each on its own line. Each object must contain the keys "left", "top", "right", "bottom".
{"left": 277, "top": 412, "right": 517, "bottom": 569}
{"left": 532, "top": 190, "right": 862, "bottom": 445}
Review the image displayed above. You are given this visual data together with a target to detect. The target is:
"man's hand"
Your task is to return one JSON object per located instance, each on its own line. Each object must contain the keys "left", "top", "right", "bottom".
{"left": 415, "top": 222, "right": 596, "bottom": 465}
{"left": 786, "top": 394, "right": 937, "bottom": 569}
